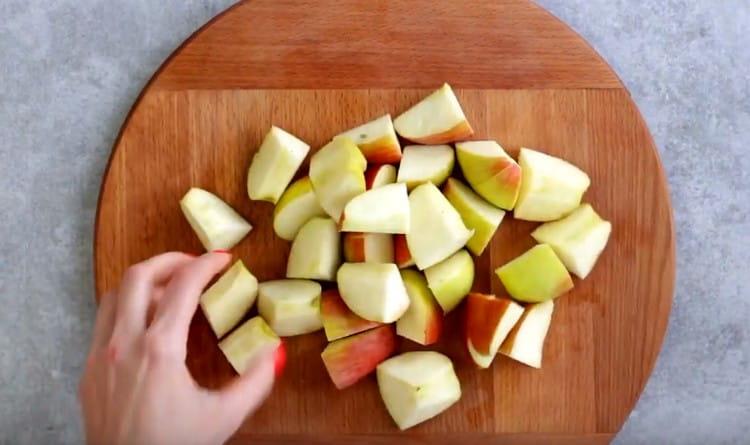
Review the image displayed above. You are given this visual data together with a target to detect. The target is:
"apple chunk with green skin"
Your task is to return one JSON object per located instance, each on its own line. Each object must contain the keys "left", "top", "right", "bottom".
{"left": 247, "top": 126, "right": 310, "bottom": 204}
{"left": 273, "top": 176, "right": 327, "bottom": 241}
{"left": 287, "top": 217, "right": 341, "bottom": 281}
{"left": 321, "top": 325, "right": 397, "bottom": 389}
{"left": 180, "top": 188, "right": 252, "bottom": 251}
{"left": 219, "top": 316, "right": 280, "bottom": 374}
{"left": 456, "top": 140, "right": 522, "bottom": 210}
{"left": 424, "top": 249, "right": 474, "bottom": 313}
{"left": 396, "top": 145, "right": 455, "bottom": 190}
{"left": 443, "top": 178, "right": 505, "bottom": 256}
{"left": 514, "top": 148, "right": 590, "bottom": 221}
{"left": 407, "top": 182, "right": 474, "bottom": 270}
{"left": 337, "top": 263, "right": 410, "bottom": 323}
{"left": 320, "top": 290, "right": 382, "bottom": 341}
{"left": 343, "top": 232, "right": 394, "bottom": 263}
{"left": 464, "top": 293, "right": 524, "bottom": 369}
{"left": 257, "top": 279, "right": 322, "bottom": 337}
{"left": 393, "top": 234, "right": 415, "bottom": 268}
{"left": 495, "top": 244, "right": 573, "bottom": 303}
{"left": 396, "top": 270, "right": 443, "bottom": 345}
{"left": 393, "top": 83, "right": 474, "bottom": 144}
{"left": 200, "top": 260, "right": 258, "bottom": 339}
{"left": 500, "top": 300, "right": 554, "bottom": 368}
{"left": 340, "top": 183, "right": 410, "bottom": 234}
{"left": 310, "top": 137, "right": 367, "bottom": 220}
{"left": 365, "top": 164, "right": 397, "bottom": 189}
{"left": 377, "top": 351, "right": 461, "bottom": 430}
{"left": 531, "top": 203, "right": 612, "bottom": 279}
{"left": 338, "top": 114, "right": 402, "bottom": 164}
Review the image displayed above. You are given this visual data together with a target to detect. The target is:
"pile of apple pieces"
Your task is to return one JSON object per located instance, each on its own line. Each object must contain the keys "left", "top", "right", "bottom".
{"left": 179, "top": 83, "right": 613, "bottom": 431}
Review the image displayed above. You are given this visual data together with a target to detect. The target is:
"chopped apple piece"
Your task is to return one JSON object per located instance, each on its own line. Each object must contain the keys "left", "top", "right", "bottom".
{"left": 500, "top": 300, "right": 555, "bottom": 368}
{"left": 407, "top": 183, "right": 474, "bottom": 270}
{"left": 320, "top": 290, "right": 382, "bottom": 341}
{"left": 443, "top": 178, "right": 505, "bottom": 256}
{"left": 514, "top": 148, "right": 591, "bottom": 221}
{"left": 377, "top": 351, "right": 461, "bottom": 430}
{"left": 247, "top": 126, "right": 310, "bottom": 204}
{"left": 396, "top": 270, "right": 443, "bottom": 345}
{"left": 340, "top": 183, "right": 410, "bottom": 234}
{"left": 343, "top": 232, "right": 394, "bottom": 264}
{"left": 365, "top": 164, "right": 397, "bottom": 189}
{"left": 337, "top": 263, "right": 410, "bottom": 323}
{"left": 273, "top": 176, "right": 327, "bottom": 241}
{"left": 531, "top": 203, "right": 612, "bottom": 279}
{"left": 393, "top": 83, "right": 473, "bottom": 144}
{"left": 464, "top": 293, "right": 524, "bottom": 368}
{"left": 396, "top": 145, "right": 455, "bottom": 190}
{"left": 219, "top": 316, "right": 280, "bottom": 374}
{"left": 257, "top": 279, "right": 322, "bottom": 336}
{"left": 287, "top": 217, "right": 341, "bottom": 281}
{"left": 180, "top": 188, "right": 252, "bottom": 251}
{"left": 310, "top": 137, "right": 367, "bottom": 220}
{"left": 321, "top": 325, "right": 397, "bottom": 389}
{"left": 199, "top": 260, "right": 258, "bottom": 339}
{"left": 338, "top": 114, "right": 402, "bottom": 164}
{"left": 455, "top": 140, "right": 522, "bottom": 210}
{"left": 424, "top": 249, "right": 474, "bottom": 313}
{"left": 495, "top": 244, "right": 573, "bottom": 303}
{"left": 393, "top": 234, "right": 416, "bottom": 268}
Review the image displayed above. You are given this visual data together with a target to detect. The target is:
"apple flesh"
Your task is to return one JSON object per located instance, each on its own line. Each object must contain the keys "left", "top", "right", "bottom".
{"left": 393, "top": 234, "right": 416, "bottom": 268}
{"left": 376, "top": 351, "right": 461, "bottom": 430}
{"left": 407, "top": 182, "right": 474, "bottom": 270}
{"left": 273, "top": 176, "right": 327, "bottom": 241}
{"left": 443, "top": 178, "right": 505, "bottom": 256}
{"left": 499, "top": 300, "right": 555, "bottom": 368}
{"left": 365, "top": 164, "right": 397, "bottom": 189}
{"left": 514, "top": 148, "right": 591, "bottom": 221}
{"left": 393, "top": 83, "right": 473, "bottom": 144}
{"left": 464, "top": 293, "right": 524, "bottom": 368}
{"left": 338, "top": 114, "right": 402, "bottom": 164}
{"left": 396, "top": 270, "right": 443, "bottom": 345}
{"left": 455, "top": 140, "right": 521, "bottom": 210}
{"left": 320, "top": 290, "right": 383, "bottom": 341}
{"left": 340, "top": 183, "right": 410, "bottom": 234}
{"left": 257, "top": 279, "right": 322, "bottom": 337}
{"left": 247, "top": 126, "right": 310, "bottom": 204}
{"left": 396, "top": 145, "right": 455, "bottom": 190}
{"left": 424, "top": 249, "right": 474, "bottom": 313}
{"left": 321, "top": 325, "right": 397, "bottom": 389}
{"left": 531, "top": 203, "right": 612, "bottom": 279}
{"left": 219, "top": 316, "right": 280, "bottom": 374}
{"left": 287, "top": 217, "right": 341, "bottom": 281}
{"left": 495, "top": 244, "right": 573, "bottom": 303}
{"left": 200, "top": 260, "right": 258, "bottom": 339}
{"left": 337, "top": 263, "right": 410, "bottom": 323}
{"left": 180, "top": 188, "right": 252, "bottom": 251}
{"left": 343, "top": 232, "right": 394, "bottom": 264}
{"left": 309, "top": 137, "right": 367, "bottom": 221}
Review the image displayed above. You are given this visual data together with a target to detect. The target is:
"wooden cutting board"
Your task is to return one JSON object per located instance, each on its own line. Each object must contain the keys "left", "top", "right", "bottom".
{"left": 94, "top": 1, "right": 675, "bottom": 443}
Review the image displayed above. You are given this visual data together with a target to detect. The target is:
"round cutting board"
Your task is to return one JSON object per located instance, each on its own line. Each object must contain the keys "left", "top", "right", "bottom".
{"left": 94, "top": 1, "right": 675, "bottom": 443}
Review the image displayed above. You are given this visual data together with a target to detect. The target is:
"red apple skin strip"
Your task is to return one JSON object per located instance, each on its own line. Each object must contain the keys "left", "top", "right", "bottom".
{"left": 393, "top": 234, "right": 415, "bottom": 268}
{"left": 465, "top": 293, "right": 518, "bottom": 355}
{"left": 321, "top": 325, "right": 397, "bottom": 389}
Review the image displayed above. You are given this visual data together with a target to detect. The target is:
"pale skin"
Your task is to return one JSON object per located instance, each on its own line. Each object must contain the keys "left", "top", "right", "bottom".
{"left": 79, "top": 251, "right": 281, "bottom": 445}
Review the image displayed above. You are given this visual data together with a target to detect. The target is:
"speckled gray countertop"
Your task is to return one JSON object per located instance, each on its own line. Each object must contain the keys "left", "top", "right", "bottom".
{"left": 1, "top": 1, "right": 748, "bottom": 444}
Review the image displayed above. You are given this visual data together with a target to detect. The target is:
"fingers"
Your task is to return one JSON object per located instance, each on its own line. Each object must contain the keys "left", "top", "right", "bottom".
{"left": 90, "top": 291, "right": 117, "bottom": 353}
{"left": 110, "top": 252, "right": 195, "bottom": 347}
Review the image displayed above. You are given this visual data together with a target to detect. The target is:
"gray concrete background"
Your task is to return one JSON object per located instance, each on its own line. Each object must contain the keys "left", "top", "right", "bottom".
{"left": 1, "top": 1, "right": 748, "bottom": 443}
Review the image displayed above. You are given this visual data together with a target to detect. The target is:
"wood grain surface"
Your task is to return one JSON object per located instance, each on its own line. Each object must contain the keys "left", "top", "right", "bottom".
{"left": 94, "top": 1, "right": 675, "bottom": 443}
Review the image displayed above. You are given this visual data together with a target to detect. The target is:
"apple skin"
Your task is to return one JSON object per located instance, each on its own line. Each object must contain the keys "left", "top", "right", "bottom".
{"left": 455, "top": 140, "right": 522, "bottom": 210}
{"left": 257, "top": 279, "right": 322, "bottom": 337}
{"left": 273, "top": 176, "right": 327, "bottom": 241}
{"left": 393, "top": 234, "right": 416, "bottom": 268}
{"left": 396, "top": 145, "right": 455, "bottom": 190}
{"left": 180, "top": 187, "right": 253, "bottom": 251}
{"left": 199, "top": 260, "right": 258, "bottom": 339}
{"left": 321, "top": 325, "right": 397, "bottom": 389}
{"left": 338, "top": 114, "right": 402, "bottom": 164}
{"left": 339, "top": 183, "right": 410, "bottom": 234}
{"left": 365, "top": 164, "right": 397, "bottom": 189}
{"left": 309, "top": 137, "right": 367, "bottom": 221}
{"left": 343, "top": 232, "right": 394, "bottom": 264}
{"left": 219, "top": 316, "right": 281, "bottom": 374}
{"left": 320, "top": 290, "right": 383, "bottom": 341}
{"left": 424, "top": 249, "right": 475, "bottom": 313}
{"left": 495, "top": 244, "right": 573, "bottom": 303}
{"left": 247, "top": 126, "right": 310, "bottom": 204}
{"left": 443, "top": 178, "right": 505, "bottom": 256}
{"left": 396, "top": 269, "right": 443, "bottom": 345}
{"left": 393, "top": 83, "right": 474, "bottom": 144}
{"left": 286, "top": 217, "right": 341, "bottom": 281}
{"left": 337, "top": 263, "right": 411, "bottom": 323}
{"left": 464, "top": 293, "right": 524, "bottom": 369}
{"left": 499, "top": 300, "right": 555, "bottom": 368}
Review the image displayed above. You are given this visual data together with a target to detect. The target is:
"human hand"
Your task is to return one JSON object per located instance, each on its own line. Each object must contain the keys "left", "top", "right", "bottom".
{"left": 79, "top": 251, "right": 281, "bottom": 445}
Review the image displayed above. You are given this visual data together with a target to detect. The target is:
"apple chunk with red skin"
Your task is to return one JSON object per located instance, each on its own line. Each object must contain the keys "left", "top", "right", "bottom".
{"left": 500, "top": 300, "right": 555, "bottom": 368}
{"left": 393, "top": 83, "right": 473, "bottom": 144}
{"left": 495, "top": 244, "right": 573, "bottom": 303}
{"left": 340, "top": 183, "right": 410, "bottom": 234}
{"left": 321, "top": 325, "right": 397, "bottom": 389}
{"left": 464, "top": 293, "right": 524, "bottom": 368}
{"left": 365, "top": 164, "right": 397, "bottom": 189}
{"left": 338, "top": 114, "right": 402, "bottom": 164}
{"left": 396, "top": 269, "right": 443, "bottom": 345}
{"left": 456, "top": 140, "right": 521, "bottom": 210}
{"left": 343, "top": 232, "right": 394, "bottom": 264}
{"left": 337, "top": 263, "right": 411, "bottom": 323}
{"left": 247, "top": 126, "right": 310, "bottom": 204}
{"left": 393, "top": 234, "right": 415, "bottom": 268}
{"left": 320, "top": 290, "right": 382, "bottom": 341}
{"left": 180, "top": 187, "right": 252, "bottom": 251}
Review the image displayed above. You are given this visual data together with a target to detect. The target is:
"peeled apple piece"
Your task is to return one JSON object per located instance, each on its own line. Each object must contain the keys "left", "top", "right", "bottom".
{"left": 247, "top": 126, "right": 310, "bottom": 204}
{"left": 199, "top": 260, "right": 258, "bottom": 339}
{"left": 257, "top": 279, "right": 322, "bottom": 336}
{"left": 180, "top": 187, "right": 252, "bottom": 251}
{"left": 219, "top": 316, "right": 280, "bottom": 374}
{"left": 273, "top": 177, "right": 327, "bottom": 241}
{"left": 286, "top": 217, "right": 341, "bottom": 281}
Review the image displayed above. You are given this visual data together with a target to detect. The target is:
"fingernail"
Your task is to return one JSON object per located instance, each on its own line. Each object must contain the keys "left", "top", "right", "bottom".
{"left": 274, "top": 341, "right": 286, "bottom": 377}
{"left": 212, "top": 249, "right": 231, "bottom": 255}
